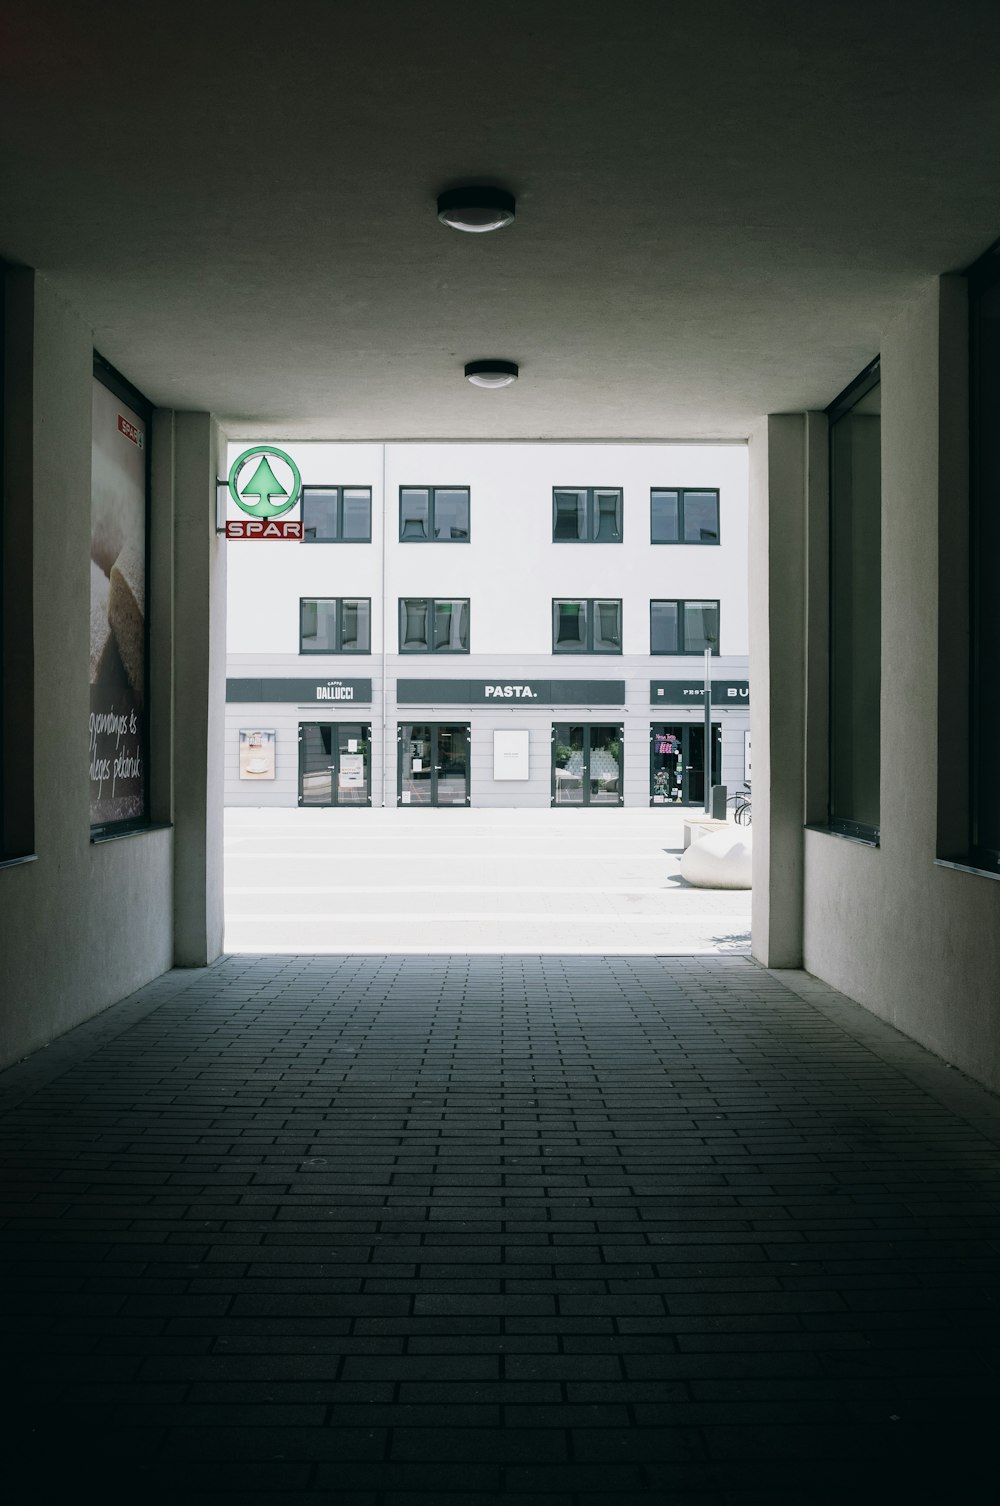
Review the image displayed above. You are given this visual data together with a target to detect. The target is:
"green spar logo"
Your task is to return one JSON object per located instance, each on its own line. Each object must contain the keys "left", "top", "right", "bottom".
{"left": 228, "top": 446, "right": 302, "bottom": 519}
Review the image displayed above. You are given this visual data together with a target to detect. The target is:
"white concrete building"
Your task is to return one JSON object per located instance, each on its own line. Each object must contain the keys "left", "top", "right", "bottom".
{"left": 224, "top": 442, "right": 750, "bottom": 810}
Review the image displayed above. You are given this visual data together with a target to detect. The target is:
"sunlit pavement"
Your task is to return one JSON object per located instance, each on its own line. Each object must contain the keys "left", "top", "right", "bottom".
{"left": 224, "top": 807, "right": 752, "bottom": 956}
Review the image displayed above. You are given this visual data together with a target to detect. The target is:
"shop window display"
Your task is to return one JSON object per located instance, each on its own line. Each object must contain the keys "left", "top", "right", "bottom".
{"left": 650, "top": 723, "right": 720, "bottom": 806}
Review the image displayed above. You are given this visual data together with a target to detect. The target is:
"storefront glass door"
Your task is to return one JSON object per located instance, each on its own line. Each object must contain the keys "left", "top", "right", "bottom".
{"left": 299, "top": 723, "right": 371, "bottom": 806}
{"left": 552, "top": 724, "right": 623, "bottom": 806}
{"left": 650, "top": 723, "right": 721, "bottom": 806}
{"left": 398, "top": 724, "right": 470, "bottom": 806}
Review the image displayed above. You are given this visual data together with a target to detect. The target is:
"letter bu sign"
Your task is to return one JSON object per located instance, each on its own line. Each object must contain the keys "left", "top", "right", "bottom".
{"left": 226, "top": 520, "right": 303, "bottom": 539}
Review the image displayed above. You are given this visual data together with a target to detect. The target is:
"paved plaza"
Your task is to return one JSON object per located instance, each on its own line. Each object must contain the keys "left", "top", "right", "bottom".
{"left": 2, "top": 953, "right": 999, "bottom": 1503}
{"left": 225, "top": 808, "right": 752, "bottom": 956}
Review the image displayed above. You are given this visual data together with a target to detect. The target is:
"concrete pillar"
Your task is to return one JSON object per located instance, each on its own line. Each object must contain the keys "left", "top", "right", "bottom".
{"left": 748, "top": 414, "right": 807, "bottom": 967}
{"left": 172, "top": 413, "right": 226, "bottom": 966}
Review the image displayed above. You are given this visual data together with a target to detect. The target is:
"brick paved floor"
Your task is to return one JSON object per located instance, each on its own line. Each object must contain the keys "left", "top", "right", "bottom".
{"left": 1, "top": 954, "right": 999, "bottom": 1505}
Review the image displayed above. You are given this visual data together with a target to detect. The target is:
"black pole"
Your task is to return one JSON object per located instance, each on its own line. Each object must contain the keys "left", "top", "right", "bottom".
{"left": 703, "top": 645, "right": 711, "bottom": 813}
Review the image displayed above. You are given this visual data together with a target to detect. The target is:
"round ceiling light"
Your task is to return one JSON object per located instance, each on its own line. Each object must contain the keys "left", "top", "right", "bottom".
{"left": 437, "top": 186, "right": 515, "bottom": 233}
{"left": 464, "top": 360, "right": 519, "bottom": 389}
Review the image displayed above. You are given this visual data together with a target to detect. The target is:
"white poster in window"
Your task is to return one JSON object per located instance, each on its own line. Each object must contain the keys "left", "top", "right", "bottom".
{"left": 493, "top": 729, "right": 530, "bottom": 780}
{"left": 239, "top": 729, "right": 276, "bottom": 779}
{"left": 347, "top": 738, "right": 358, "bottom": 753}
{"left": 412, "top": 757, "right": 423, "bottom": 772}
{"left": 339, "top": 753, "right": 365, "bottom": 789}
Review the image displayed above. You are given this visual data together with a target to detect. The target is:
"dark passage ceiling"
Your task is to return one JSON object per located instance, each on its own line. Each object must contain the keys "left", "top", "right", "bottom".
{"left": 3, "top": 0, "right": 999, "bottom": 437}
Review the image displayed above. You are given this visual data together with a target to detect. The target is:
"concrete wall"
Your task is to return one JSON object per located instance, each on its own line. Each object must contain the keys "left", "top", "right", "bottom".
{"left": 0, "top": 273, "right": 174, "bottom": 1065}
{"left": 173, "top": 413, "right": 226, "bottom": 964}
{"left": 801, "top": 278, "right": 1000, "bottom": 1090}
{"left": 748, "top": 415, "right": 806, "bottom": 967}
{"left": 0, "top": 272, "right": 223, "bottom": 1067}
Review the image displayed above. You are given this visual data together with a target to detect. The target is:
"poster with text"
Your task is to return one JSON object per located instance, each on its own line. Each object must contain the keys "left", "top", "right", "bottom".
{"left": 338, "top": 753, "right": 365, "bottom": 789}
{"left": 90, "top": 375, "right": 147, "bottom": 827}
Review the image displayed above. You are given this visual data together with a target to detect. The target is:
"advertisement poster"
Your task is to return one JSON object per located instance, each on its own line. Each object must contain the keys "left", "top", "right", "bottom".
{"left": 240, "top": 730, "right": 276, "bottom": 780}
{"left": 89, "top": 374, "right": 147, "bottom": 828}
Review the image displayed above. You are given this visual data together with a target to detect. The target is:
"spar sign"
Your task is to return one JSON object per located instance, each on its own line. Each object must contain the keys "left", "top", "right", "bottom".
{"left": 226, "top": 446, "right": 303, "bottom": 539}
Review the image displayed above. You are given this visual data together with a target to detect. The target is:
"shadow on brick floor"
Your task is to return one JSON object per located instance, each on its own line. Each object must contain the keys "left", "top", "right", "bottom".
{"left": 1, "top": 953, "right": 999, "bottom": 1504}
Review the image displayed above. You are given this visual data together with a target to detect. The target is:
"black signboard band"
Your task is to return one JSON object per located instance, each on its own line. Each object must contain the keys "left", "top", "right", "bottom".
{"left": 395, "top": 679, "right": 626, "bottom": 706}
{"left": 650, "top": 680, "right": 750, "bottom": 706}
{"left": 227, "top": 678, "right": 372, "bottom": 704}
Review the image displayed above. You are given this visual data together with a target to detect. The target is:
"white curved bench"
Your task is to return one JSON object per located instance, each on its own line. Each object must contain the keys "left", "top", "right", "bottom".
{"left": 679, "top": 827, "right": 752, "bottom": 889}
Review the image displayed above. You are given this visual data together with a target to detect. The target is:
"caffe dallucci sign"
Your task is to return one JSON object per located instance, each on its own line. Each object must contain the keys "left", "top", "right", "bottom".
{"left": 227, "top": 677, "right": 373, "bottom": 703}
{"left": 225, "top": 445, "right": 303, "bottom": 539}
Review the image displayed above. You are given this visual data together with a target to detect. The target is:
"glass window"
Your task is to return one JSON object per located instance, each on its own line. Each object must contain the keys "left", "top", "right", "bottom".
{"left": 651, "top": 487, "right": 720, "bottom": 544}
{"left": 400, "top": 598, "right": 470, "bottom": 652}
{"left": 552, "top": 724, "right": 623, "bottom": 806}
{"left": 398, "top": 724, "right": 469, "bottom": 806}
{"left": 650, "top": 599, "right": 679, "bottom": 654}
{"left": 593, "top": 599, "right": 622, "bottom": 651}
{"left": 400, "top": 488, "right": 429, "bottom": 540}
{"left": 554, "top": 600, "right": 587, "bottom": 649}
{"left": 300, "top": 597, "right": 370, "bottom": 653}
{"left": 828, "top": 368, "right": 881, "bottom": 841}
{"left": 650, "top": 723, "right": 721, "bottom": 807}
{"left": 554, "top": 489, "right": 586, "bottom": 540}
{"left": 433, "top": 599, "right": 469, "bottom": 651}
{"left": 552, "top": 725, "right": 585, "bottom": 803}
{"left": 650, "top": 599, "right": 719, "bottom": 654}
{"left": 651, "top": 490, "right": 679, "bottom": 543}
{"left": 970, "top": 252, "right": 1000, "bottom": 871}
{"left": 401, "top": 598, "right": 429, "bottom": 650}
{"left": 587, "top": 724, "right": 622, "bottom": 804}
{"left": 682, "top": 490, "right": 720, "bottom": 543}
{"left": 302, "top": 486, "right": 372, "bottom": 542}
{"left": 683, "top": 601, "right": 719, "bottom": 653}
{"left": 341, "top": 488, "right": 371, "bottom": 540}
{"left": 339, "top": 599, "right": 370, "bottom": 652}
{"left": 552, "top": 599, "right": 622, "bottom": 653}
{"left": 400, "top": 487, "right": 469, "bottom": 541}
{"left": 301, "top": 598, "right": 336, "bottom": 653}
{"left": 552, "top": 488, "right": 623, "bottom": 542}
{"left": 433, "top": 488, "right": 470, "bottom": 540}
{"left": 302, "top": 489, "right": 339, "bottom": 542}
{"left": 594, "top": 490, "right": 623, "bottom": 542}
{"left": 299, "top": 723, "right": 371, "bottom": 807}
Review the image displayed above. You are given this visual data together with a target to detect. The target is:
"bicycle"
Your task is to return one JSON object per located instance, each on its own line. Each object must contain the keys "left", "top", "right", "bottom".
{"left": 727, "top": 785, "right": 752, "bottom": 826}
